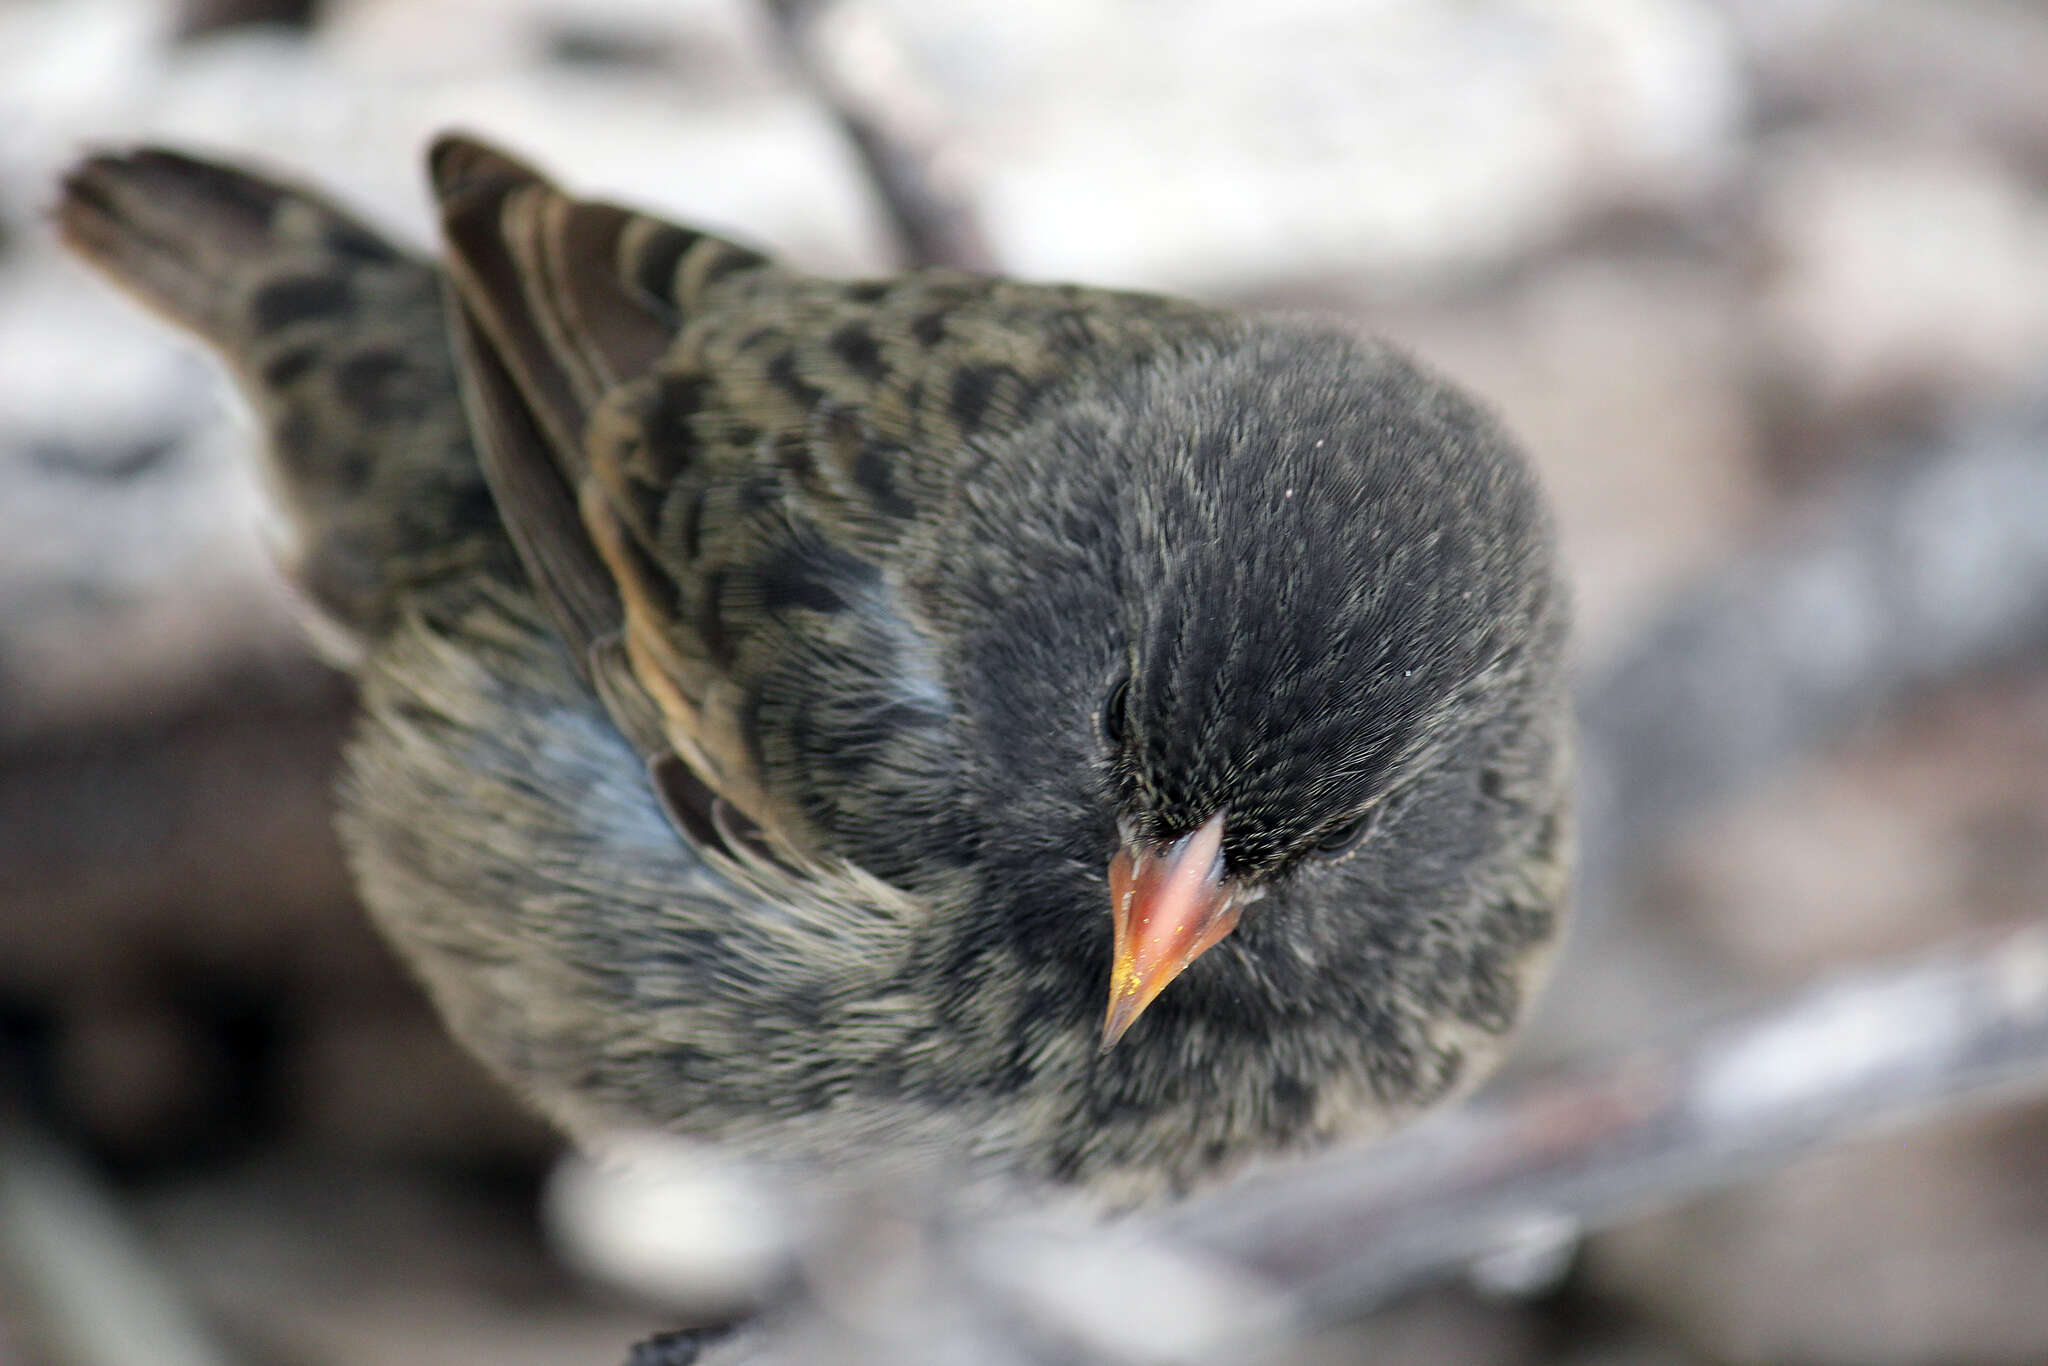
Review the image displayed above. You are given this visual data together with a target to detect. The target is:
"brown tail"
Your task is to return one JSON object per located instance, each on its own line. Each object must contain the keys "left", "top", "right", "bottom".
{"left": 59, "top": 148, "right": 404, "bottom": 342}
{"left": 57, "top": 147, "right": 503, "bottom": 647}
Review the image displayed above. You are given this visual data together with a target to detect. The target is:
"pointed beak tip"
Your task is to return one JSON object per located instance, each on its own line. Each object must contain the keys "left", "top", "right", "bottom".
{"left": 1102, "top": 813, "right": 1241, "bottom": 1048}
{"left": 1099, "top": 996, "right": 1142, "bottom": 1051}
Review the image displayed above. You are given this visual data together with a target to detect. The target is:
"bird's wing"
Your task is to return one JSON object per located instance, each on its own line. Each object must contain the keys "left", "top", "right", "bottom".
{"left": 429, "top": 134, "right": 1223, "bottom": 873}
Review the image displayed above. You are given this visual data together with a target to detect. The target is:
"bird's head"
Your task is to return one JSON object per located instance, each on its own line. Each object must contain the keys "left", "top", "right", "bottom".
{"left": 938, "top": 321, "right": 1566, "bottom": 1049}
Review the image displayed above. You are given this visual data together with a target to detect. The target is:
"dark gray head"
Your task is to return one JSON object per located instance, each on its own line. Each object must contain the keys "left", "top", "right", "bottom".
{"left": 931, "top": 322, "right": 1568, "bottom": 1046}
{"left": 1109, "top": 330, "right": 1557, "bottom": 875}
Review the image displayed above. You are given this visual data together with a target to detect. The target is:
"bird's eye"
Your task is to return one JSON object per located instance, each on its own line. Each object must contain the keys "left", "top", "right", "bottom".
{"left": 1102, "top": 675, "right": 1131, "bottom": 746}
{"left": 1312, "top": 807, "right": 1376, "bottom": 858}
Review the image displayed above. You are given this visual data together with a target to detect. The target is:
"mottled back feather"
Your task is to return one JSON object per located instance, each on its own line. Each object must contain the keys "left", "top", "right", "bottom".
{"left": 427, "top": 133, "right": 1228, "bottom": 872}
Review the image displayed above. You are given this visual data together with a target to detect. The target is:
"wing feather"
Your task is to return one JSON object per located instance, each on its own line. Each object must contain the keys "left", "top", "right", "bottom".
{"left": 428, "top": 133, "right": 1230, "bottom": 881}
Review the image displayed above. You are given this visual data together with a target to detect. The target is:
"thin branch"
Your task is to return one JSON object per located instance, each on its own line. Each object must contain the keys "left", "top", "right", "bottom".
{"left": 1162, "top": 920, "right": 2048, "bottom": 1329}
{"left": 592, "top": 923, "right": 2048, "bottom": 1364}
{"left": 758, "top": 0, "right": 997, "bottom": 271}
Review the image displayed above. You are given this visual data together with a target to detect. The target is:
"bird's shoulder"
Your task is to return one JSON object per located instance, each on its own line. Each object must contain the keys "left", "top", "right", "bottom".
{"left": 586, "top": 268, "right": 1225, "bottom": 879}
{"left": 431, "top": 135, "right": 1222, "bottom": 883}
{"left": 598, "top": 266, "right": 1231, "bottom": 573}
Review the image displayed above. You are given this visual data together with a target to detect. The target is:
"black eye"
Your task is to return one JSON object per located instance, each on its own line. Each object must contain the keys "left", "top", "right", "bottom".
{"left": 1313, "top": 807, "right": 1376, "bottom": 858}
{"left": 1102, "top": 675, "right": 1131, "bottom": 746}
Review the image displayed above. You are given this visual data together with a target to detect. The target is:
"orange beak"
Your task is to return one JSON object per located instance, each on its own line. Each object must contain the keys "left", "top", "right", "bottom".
{"left": 1103, "top": 812, "right": 1241, "bottom": 1048}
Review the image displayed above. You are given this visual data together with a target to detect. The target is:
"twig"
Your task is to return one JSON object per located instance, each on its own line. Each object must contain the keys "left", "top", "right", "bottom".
{"left": 601, "top": 923, "right": 2048, "bottom": 1364}
{"left": 758, "top": 0, "right": 996, "bottom": 271}
{"left": 0, "top": 1126, "right": 245, "bottom": 1366}
{"left": 1162, "top": 920, "right": 2048, "bottom": 1330}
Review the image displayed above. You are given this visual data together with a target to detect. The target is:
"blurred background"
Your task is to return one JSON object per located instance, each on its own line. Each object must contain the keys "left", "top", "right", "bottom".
{"left": 2, "top": 0, "right": 2046, "bottom": 1362}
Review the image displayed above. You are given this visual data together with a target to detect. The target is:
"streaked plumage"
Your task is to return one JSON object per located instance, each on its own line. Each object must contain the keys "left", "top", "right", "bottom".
{"left": 58, "top": 138, "right": 1571, "bottom": 1203}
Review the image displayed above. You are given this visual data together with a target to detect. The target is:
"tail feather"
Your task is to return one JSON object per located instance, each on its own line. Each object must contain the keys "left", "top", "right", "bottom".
{"left": 59, "top": 148, "right": 401, "bottom": 341}
{"left": 56, "top": 147, "right": 504, "bottom": 649}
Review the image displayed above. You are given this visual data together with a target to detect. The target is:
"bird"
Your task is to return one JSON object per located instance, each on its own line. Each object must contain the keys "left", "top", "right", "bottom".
{"left": 57, "top": 136, "right": 1572, "bottom": 1206}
